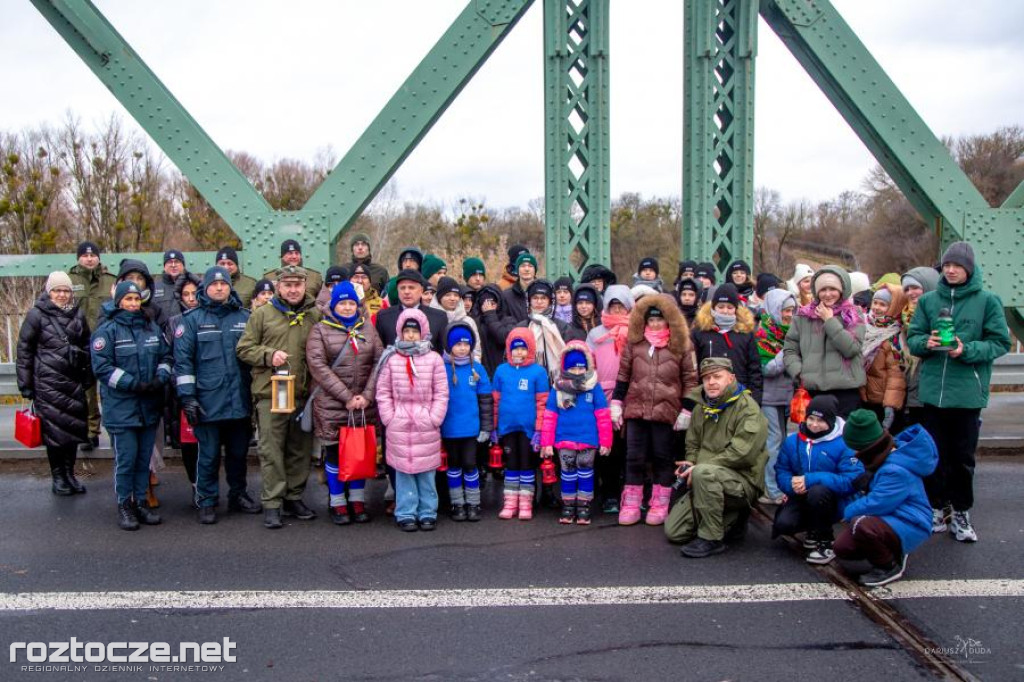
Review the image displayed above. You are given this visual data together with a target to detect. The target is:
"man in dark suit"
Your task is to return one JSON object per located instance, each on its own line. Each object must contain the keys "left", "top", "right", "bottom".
{"left": 375, "top": 269, "right": 447, "bottom": 352}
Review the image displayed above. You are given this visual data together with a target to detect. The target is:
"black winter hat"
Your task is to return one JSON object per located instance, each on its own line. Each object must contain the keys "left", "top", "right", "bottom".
{"left": 325, "top": 265, "right": 350, "bottom": 285}
{"left": 806, "top": 394, "right": 839, "bottom": 432}
{"left": 553, "top": 276, "right": 573, "bottom": 292}
{"left": 216, "top": 246, "right": 239, "bottom": 266}
{"left": 163, "top": 249, "right": 185, "bottom": 264}
{"left": 712, "top": 283, "right": 740, "bottom": 308}
{"left": 676, "top": 277, "right": 702, "bottom": 296}
{"left": 695, "top": 262, "right": 717, "bottom": 284}
{"left": 678, "top": 260, "right": 697, "bottom": 278}
{"left": 728, "top": 259, "right": 751, "bottom": 276}
{"left": 755, "top": 273, "right": 780, "bottom": 298}
{"left": 395, "top": 268, "right": 427, "bottom": 288}
{"left": 436, "top": 276, "right": 462, "bottom": 299}
{"left": 580, "top": 263, "right": 617, "bottom": 287}
{"left": 280, "top": 239, "right": 301, "bottom": 256}
{"left": 527, "top": 279, "right": 554, "bottom": 300}
{"left": 644, "top": 305, "right": 664, "bottom": 321}
{"left": 77, "top": 241, "right": 100, "bottom": 258}
{"left": 507, "top": 244, "right": 530, "bottom": 266}
{"left": 573, "top": 285, "right": 597, "bottom": 304}
{"left": 254, "top": 279, "right": 275, "bottom": 295}
{"left": 638, "top": 256, "right": 659, "bottom": 275}
{"left": 397, "top": 246, "right": 424, "bottom": 271}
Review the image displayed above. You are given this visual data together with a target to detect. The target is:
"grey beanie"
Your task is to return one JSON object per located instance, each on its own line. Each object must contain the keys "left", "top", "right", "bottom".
{"left": 940, "top": 241, "right": 975, "bottom": 278}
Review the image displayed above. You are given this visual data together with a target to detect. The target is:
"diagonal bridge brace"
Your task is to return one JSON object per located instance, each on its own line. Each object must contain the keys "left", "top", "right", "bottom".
{"left": 2, "top": 0, "right": 535, "bottom": 277}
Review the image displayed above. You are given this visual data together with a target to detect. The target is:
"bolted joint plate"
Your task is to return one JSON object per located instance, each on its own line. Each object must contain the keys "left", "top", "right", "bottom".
{"left": 771, "top": 0, "right": 824, "bottom": 28}
{"left": 476, "top": 0, "right": 526, "bottom": 26}
{"left": 961, "top": 209, "right": 1024, "bottom": 308}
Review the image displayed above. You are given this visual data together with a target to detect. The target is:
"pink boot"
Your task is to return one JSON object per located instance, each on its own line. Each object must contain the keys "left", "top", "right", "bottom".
{"left": 618, "top": 484, "right": 643, "bottom": 525}
{"left": 644, "top": 484, "right": 673, "bottom": 526}
{"left": 518, "top": 492, "right": 534, "bottom": 520}
{"left": 498, "top": 493, "right": 518, "bottom": 519}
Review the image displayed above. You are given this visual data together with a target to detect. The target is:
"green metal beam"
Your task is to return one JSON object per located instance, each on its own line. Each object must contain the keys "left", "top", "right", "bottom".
{"left": 683, "top": 0, "right": 758, "bottom": 276}
{"left": 0, "top": 252, "right": 218, "bottom": 278}
{"left": 543, "top": 0, "right": 611, "bottom": 280}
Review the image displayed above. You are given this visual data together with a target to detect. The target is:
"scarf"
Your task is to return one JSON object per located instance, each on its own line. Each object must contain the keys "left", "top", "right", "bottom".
{"left": 555, "top": 369, "right": 599, "bottom": 408}
{"left": 702, "top": 383, "right": 749, "bottom": 422}
{"left": 755, "top": 312, "right": 788, "bottom": 366}
{"left": 376, "top": 339, "right": 433, "bottom": 385}
{"left": 529, "top": 313, "right": 566, "bottom": 379}
{"left": 553, "top": 304, "right": 573, "bottom": 324}
{"left": 443, "top": 351, "right": 477, "bottom": 385}
{"left": 322, "top": 316, "right": 366, "bottom": 354}
{"left": 597, "top": 311, "right": 630, "bottom": 354}
{"left": 712, "top": 311, "right": 736, "bottom": 331}
{"left": 271, "top": 296, "right": 309, "bottom": 327}
{"left": 862, "top": 314, "right": 903, "bottom": 369}
{"left": 644, "top": 327, "right": 670, "bottom": 356}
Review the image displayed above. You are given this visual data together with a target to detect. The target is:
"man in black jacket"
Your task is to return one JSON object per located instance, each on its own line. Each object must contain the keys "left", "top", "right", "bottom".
{"left": 374, "top": 269, "right": 447, "bottom": 352}
{"left": 151, "top": 250, "right": 192, "bottom": 322}
{"left": 502, "top": 252, "right": 539, "bottom": 323}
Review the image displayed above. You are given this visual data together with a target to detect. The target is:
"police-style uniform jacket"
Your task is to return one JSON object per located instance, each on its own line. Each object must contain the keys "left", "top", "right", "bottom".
{"left": 173, "top": 287, "right": 252, "bottom": 423}
{"left": 90, "top": 301, "right": 172, "bottom": 430}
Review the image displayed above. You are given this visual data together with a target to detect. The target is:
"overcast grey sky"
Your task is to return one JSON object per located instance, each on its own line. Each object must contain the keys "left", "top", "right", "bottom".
{"left": 2, "top": 0, "right": 1021, "bottom": 210}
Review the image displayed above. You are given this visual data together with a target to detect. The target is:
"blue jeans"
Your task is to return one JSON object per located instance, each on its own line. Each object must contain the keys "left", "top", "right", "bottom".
{"left": 761, "top": 405, "right": 789, "bottom": 500}
{"left": 110, "top": 426, "right": 158, "bottom": 504}
{"left": 395, "top": 471, "right": 438, "bottom": 522}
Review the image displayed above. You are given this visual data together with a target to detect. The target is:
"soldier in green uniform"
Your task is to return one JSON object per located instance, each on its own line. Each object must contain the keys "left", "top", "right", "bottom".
{"left": 216, "top": 246, "right": 257, "bottom": 309}
{"left": 262, "top": 239, "right": 323, "bottom": 301}
{"left": 67, "top": 241, "right": 117, "bottom": 449}
{"left": 236, "top": 265, "right": 322, "bottom": 529}
{"left": 665, "top": 357, "right": 769, "bottom": 558}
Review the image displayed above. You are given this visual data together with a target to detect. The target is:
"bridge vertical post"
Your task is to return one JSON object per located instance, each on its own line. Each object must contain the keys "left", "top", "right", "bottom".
{"left": 543, "top": 0, "right": 611, "bottom": 280}
{"left": 683, "top": 0, "right": 758, "bottom": 277}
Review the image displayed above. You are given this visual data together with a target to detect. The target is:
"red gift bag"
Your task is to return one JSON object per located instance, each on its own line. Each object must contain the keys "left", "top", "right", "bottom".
{"left": 789, "top": 386, "right": 811, "bottom": 424}
{"left": 180, "top": 410, "right": 197, "bottom": 444}
{"left": 338, "top": 411, "right": 377, "bottom": 482}
{"left": 15, "top": 404, "right": 42, "bottom": 448}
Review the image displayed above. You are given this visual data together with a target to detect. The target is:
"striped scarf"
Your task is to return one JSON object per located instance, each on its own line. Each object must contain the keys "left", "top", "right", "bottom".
{"left": 322, "top": 316, "right": 366, "bottom": 354}
{"left": 755, "top": 312, "right": 788, "bottom": 366}
{"left": 271, "top": 297, "right": 308, "bottom": 327}
{"left": 702, "top": 384, "right": 749, "bottom": 422}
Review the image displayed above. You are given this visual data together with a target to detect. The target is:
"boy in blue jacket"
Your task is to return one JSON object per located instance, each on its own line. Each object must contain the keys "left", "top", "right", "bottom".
{"left": 91, "top": 281, "right": 173, "bottom": 531}
{"left": 440, "top": 322, "right": 493, "bottom": 522}
{"left": 772, "top": 395, "right": 863, "bottom": 564}
{"left": 836, "top": 410, "right": 938, "bottom": 587}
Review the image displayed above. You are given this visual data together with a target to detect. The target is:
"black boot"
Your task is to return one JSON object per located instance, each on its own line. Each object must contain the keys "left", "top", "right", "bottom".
{"left": 450, "top": 504, "right": 467, "bottom": 522}
{"left": 133, "top": 500, "right": 162, "bottom": 525}
{"left": 117, "top": 500, "right": 139, "bottom": 531}
{"left": 64, "top": 451, "right": 86, "bottom": 494}
{"left": 465, "top": 504, "right": 481, "bottom": 522}
{"left": 46, "top": 449, "right": 73, "bottom": 496}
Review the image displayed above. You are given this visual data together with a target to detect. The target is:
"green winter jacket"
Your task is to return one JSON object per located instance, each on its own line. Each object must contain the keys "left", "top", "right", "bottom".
{"left": 231, "top": 272, "right": 258, "bottom": 309}
{"left": 783, "top": 265, "right": 866, "bottom": 391}
{"left": 906, "top": 266, "right": 1010, "bottom": 409}
{"left": 684, "top": 384, "right": 769, "bottom": 495}
{"left": 67, "top": 263, "right": 117, "bottom": 332}
{"left": 236, "top": 294, "right": 322, "bottom": 401}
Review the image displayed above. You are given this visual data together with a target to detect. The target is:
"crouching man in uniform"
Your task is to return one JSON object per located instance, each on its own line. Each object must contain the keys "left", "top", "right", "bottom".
{"left": 236, "top": 265, "right": 322, "bottom": 529}
{"left": 174, "top": 266, "right": 261, "bottom": 524}
{"left": 665, "top": 357, "right": 769, "bottom": 558}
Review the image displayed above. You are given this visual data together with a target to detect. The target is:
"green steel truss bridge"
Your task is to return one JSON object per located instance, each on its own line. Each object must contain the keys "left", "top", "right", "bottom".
{"left": 1, "top": 0, "right": 1021, "bottom": 338}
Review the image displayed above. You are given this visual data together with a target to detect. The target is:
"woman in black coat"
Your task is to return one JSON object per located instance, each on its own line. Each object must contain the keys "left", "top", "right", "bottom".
{"left": 16, "top": 272, "right": 94, "bottom": 495}
{"left": 470, "top": 283, "right": 518, "bottom": 377}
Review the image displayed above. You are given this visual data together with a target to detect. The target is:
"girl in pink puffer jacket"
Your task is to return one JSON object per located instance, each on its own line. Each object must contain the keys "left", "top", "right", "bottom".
{"left": 375, "top": 308, "right": 449, "bottom": 531}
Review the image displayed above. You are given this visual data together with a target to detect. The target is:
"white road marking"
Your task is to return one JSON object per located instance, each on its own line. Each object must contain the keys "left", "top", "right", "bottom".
{"left": 0, "top": 580, "right": 1021, "bottom": 611}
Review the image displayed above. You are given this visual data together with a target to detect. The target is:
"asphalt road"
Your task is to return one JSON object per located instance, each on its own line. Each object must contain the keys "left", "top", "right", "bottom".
{"left": 1, "top": 459, "right": 1022, "bottom": 681}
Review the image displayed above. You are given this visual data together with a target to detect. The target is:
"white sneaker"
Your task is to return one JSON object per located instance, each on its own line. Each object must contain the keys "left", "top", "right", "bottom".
{"left": 931, "top": 507, "right": 949, "bottom": 533}
{"left": 949, "top": 510, "right": 978, "bottom": 542}
{"left": 806, "top": 542, "right": 836, "bottom": 565}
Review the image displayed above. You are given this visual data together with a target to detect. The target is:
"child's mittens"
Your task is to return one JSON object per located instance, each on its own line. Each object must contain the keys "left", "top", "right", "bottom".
{"left": 530, "top": 431, "right": 542, "bottom": 452}
{"left": 599, "top": 446, "right": 611, "bottom": 457}
{"left": 477, "top": 430, "right": 491, "bottom": 443}
{"left": 541, "top": 446, "right": 554, "bottom": 458}
{"left": 610, "top": 400, "right": 624, "bottom": 429}
{"left": 673, "top": 409, "right": 692, "bottom": 432}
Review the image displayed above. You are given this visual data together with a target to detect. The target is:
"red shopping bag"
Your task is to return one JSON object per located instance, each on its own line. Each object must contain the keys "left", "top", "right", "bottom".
{"left": 15, "top": 404, "right": 42, "bottom": 448}
{"left": 338, "top": 411, "right": 377, "bottom": 482}
{"left": 180, "top": 410, "right": 197, "bottom": 444}
{"left": 789, "top": 386, "right": 811, "bottom": 424}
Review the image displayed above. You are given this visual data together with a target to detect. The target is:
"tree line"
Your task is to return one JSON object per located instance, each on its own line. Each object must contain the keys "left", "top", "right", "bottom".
{"left": 2, "top": 114, "right": 1021, "bottom": 287}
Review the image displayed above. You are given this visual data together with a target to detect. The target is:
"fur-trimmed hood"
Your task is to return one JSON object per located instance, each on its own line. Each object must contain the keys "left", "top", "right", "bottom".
{"left": 627, "top": 293, "right": 692, "bottom": 357}
{"left": 693, "top": 301, "right": 756, "bottom": 333}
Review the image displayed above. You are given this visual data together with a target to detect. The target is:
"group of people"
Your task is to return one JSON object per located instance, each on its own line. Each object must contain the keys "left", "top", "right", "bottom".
{"left": 15, "top": 233, "right": 1011, "bottom": 587}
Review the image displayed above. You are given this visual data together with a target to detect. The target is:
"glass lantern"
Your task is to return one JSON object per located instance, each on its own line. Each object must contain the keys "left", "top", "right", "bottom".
{"left": 270, "top": 370, "right": 295, "bottom": 414}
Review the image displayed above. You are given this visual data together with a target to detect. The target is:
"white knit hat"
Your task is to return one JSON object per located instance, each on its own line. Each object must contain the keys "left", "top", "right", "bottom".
{"left": 45, "top": 271, "right": 73, "bottom": 293}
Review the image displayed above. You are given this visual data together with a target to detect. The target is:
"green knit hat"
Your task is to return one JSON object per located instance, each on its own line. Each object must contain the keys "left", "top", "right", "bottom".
{"left": 515, "top": 252, "right": 538, "bottom": 272}
{"left": 463, "top": 257, "right": 486, "bottom": 280}
{"left": 421, "top": 253, "right": 447, "bottom": 280}
{"left": 383, "top": 277, "right": 400, "bottom": 305}
{"left": 349, "top": 232, "right": 371, "bottom": 248}
{"left": 843, "top": 409, "right": 884, "bottom": 451}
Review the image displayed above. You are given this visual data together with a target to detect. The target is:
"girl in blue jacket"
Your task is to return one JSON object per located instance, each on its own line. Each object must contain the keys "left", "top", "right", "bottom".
{"left": 91, "top": 281, "right": 173, "bottom": 531}
{"left": 440, "top": 322, "right": 493, "bottom": 522}
{"left": 837, "top": 410, "right": 938, "bottom": 588}
{"left": 772, "top": 394, "right": 863, "bottom": 564}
